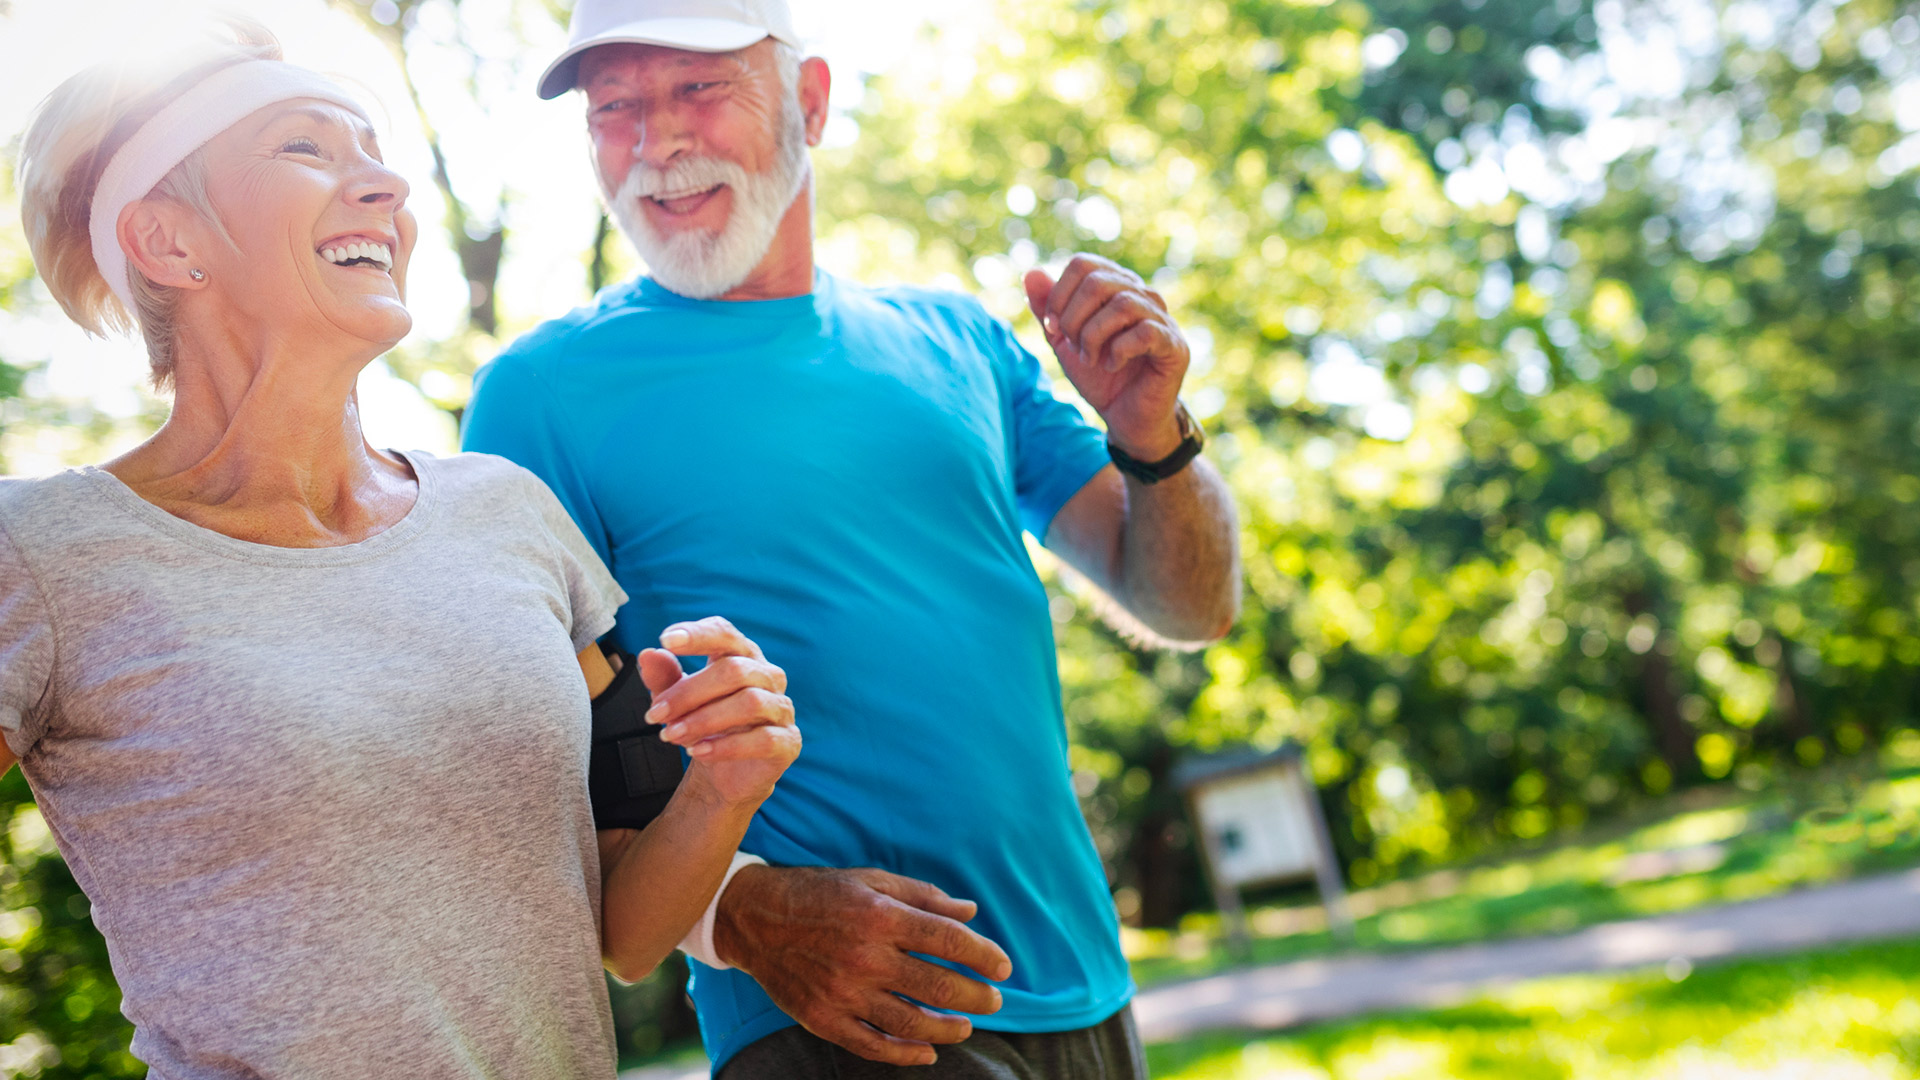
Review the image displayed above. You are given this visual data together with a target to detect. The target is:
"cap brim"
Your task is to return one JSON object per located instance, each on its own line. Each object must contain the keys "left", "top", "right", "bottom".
{"left": 538, "top": 18, "right": 772, "bottom": 99}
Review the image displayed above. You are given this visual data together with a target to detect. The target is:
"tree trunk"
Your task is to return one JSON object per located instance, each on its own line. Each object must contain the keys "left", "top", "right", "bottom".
{"left": 1130, "top": 742, "right": 1186, "bottom": 928}
{"left": 1625, "top": 589, "right": 1695, "bottom": 778}
{"left": 1767, "top": 634, "right": 1813, "bottom": 744}
{"left": 589, "top": 213, "right": 615, "bottom": 296}
{"left": 457, "top": 225, "right": 505, "bottom": 335}
{"left": 332, "top": 0, "right": 507, "bottom": 339}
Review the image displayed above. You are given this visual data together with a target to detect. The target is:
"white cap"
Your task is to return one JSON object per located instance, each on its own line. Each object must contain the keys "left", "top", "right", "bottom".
{"left": 537, "top": 0, "right": 801, "bottom": 99}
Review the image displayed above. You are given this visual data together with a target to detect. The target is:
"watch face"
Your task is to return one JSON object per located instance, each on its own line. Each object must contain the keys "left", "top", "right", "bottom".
{"left": 1176, "top": 402, "right": 1205, "bottom": 449}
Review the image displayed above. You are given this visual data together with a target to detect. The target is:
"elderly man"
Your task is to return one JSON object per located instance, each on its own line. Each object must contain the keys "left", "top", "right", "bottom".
{"left": 463, "top": 0, "right": 1241, "bottom": 1075}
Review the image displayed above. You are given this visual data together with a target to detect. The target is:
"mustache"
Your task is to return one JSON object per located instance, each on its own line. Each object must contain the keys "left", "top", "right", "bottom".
{"left": 616, "top": 155, "right": 753, "bottom": 202}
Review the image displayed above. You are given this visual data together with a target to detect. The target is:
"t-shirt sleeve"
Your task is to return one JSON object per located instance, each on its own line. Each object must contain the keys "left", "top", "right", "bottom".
{"left": 987, "top": 316, "right": 1113, "bottom": 542}
{"left": 522, "top": 472, "right": 628, "bottom": 654}
{"left": 463, "top": 355, "right": 615, "bottom": 571}
{"left": 0, "top": 518, "right": 56, "bottom": 759}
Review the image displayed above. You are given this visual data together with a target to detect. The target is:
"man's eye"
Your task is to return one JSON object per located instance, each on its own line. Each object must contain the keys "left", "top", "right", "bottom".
{"left": 281, "top": 137, "right": 322, "bottom": 155}
{"left": 685, "top": 82, "right": 722, "bottom": 94}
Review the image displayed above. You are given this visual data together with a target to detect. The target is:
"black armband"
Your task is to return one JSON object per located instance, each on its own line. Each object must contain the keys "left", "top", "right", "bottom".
{"left": 589, "top": 652, "right": 685, "bottom": 831}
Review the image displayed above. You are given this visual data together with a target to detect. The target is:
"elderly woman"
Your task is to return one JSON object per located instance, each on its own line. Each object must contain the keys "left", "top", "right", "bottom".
{"left": 1, "top": 22, "right": 800, "bottom": 1079}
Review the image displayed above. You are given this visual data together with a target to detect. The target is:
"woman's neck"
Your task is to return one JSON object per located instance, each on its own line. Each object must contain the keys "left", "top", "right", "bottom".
{"left": 105, "top": 329, "right": 418, "bottom": 548}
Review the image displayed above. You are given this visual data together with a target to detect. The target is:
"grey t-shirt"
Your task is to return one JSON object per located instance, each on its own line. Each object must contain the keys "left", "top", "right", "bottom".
{"left": 0, "top": 450, "right": 628, "bottom": 1079}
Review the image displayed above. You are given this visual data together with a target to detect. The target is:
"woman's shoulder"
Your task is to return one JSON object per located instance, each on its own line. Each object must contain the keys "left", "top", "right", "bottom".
{"left": 406, "top": 450, "right": 601, "bottom": 571}
{"left": 405, "top": 448, "right": 546, "bottom": 497}
{"left": 405, "top": 449, "right": 570, "bottom": 527}
{"left": 0, "top": 469, "right": 112, "bottom": 536}
{"left": 0, "top": 470, "right": 130, "bottom": 589}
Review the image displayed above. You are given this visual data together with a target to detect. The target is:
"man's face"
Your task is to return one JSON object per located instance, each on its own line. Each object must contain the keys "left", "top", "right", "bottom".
{"left": 581, "top": 40, "right": 807, "bottom": 298}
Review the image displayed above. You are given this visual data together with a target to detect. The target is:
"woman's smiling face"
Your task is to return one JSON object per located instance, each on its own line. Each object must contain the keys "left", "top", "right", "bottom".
{"left": 181, "top": 98, "right": 418, "bottom": 351}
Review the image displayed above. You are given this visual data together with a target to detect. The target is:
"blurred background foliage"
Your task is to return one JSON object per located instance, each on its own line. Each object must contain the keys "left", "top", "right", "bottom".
{"left": 3, "top": 0, "right": 1920, "bottom": 1072}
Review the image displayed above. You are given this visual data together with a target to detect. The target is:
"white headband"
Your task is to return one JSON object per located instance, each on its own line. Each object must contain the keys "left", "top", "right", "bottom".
{"left": 89, "top": 60, "right": 370, "bottom": 314}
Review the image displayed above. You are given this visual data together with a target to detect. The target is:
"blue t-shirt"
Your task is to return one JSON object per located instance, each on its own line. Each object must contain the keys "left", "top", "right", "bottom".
{"left": 463, "top": 270, "right": 1133, "bottom": 1067}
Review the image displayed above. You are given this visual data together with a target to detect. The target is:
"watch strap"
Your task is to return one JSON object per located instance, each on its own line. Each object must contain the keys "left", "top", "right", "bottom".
{"left": 1108, "top": 402, "right": 1205, "bottom": 485}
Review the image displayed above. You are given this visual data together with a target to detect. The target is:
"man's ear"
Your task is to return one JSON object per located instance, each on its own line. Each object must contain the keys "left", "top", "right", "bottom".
{"left": 117, "top": 199, "right": 208, "bottom": 293}
{"left": 799, "top": 56, "right": 832, "bottom": 148}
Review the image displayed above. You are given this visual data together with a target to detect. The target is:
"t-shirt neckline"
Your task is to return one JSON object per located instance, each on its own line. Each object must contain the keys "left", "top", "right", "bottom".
{"left": 634, "top": 268, "right": 830, "bottom": 319}
{"left": 76, "top": 449, "right": 439, "bottom": 568}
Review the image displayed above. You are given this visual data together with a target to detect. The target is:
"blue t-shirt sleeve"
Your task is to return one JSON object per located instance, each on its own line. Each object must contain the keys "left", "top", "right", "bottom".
{"left": 462, "top": 355, "right": 614, "bottom": 571}
{"left": 986, "top": 316, "right": 1112, "bottom": 542}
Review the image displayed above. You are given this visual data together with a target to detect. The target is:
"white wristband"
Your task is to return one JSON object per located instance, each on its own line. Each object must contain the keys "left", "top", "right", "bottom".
{"left": 678, "top": 851, "right": 766, "bottom": 970}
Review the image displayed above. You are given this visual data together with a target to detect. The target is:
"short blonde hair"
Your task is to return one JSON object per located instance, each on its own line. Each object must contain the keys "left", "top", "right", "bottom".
{"left": 17, "top": 20, "right": 281, "bottom": 388}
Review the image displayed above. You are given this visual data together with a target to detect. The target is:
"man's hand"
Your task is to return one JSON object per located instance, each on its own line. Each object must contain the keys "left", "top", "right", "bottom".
{"left": 641, "top": 617, "right": 800, "bottom": 808}
{"left": 1025, "top": 255, "right": 1191, "bottom": 461}
{"left": 713, "top": 864, "right": 1014, "bottom": 1066}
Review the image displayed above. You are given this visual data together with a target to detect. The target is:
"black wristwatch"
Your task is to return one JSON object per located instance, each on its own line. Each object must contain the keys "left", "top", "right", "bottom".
{"left": 1108, "top": 401, "right": 1205, "bottom": 485}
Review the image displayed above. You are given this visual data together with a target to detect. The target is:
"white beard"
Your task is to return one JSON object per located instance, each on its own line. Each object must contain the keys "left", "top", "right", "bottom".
{"left": 601, "top": 95, "right": 810, "bottom": 300}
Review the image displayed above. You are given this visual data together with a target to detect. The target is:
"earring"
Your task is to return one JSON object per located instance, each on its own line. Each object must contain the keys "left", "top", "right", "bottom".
{"left": 189, "top": 269, "right": 206, "bottom": 281}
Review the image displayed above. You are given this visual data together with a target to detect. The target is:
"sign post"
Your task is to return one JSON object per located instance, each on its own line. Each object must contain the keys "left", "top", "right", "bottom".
{"left": 1173, "top": 745, "right": 1353, "bottom": 957}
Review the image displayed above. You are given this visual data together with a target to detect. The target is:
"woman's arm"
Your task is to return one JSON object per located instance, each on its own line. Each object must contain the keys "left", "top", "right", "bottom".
{"left": 577, "top": 644, "right": 617, "bottom": 698}
{"left": 594, "top": 778, "right": 761, "bottom": 982}
{"left": 575, "top": 619, "right": 800, "bottom": 982}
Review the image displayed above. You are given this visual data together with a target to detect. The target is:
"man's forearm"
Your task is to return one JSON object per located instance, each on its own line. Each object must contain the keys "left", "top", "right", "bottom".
{"left": 1018, "top": 251, "right": 1242, "bottom": 642}
{"left": 1115, "top": 456, "right": 1240, "bottom": 642}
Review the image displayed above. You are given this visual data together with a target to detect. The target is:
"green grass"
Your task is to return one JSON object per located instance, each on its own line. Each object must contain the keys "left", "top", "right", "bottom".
{"left": 1145, "top": 937, "right": 1920, "bottom": 1079}
{"left": 1128, "top": 735, "right": 1920, "bottom": 988}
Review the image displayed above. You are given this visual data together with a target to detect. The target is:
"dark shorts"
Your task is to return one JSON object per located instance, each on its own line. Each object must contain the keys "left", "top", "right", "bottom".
{"left": 715, "top": 1006, "right": 1147, "bottom": 1080}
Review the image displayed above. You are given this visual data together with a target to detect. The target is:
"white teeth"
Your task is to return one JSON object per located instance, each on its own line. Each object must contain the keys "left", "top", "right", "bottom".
{"left": 655, "top": 185, "right": 720, "bottom": 202}
{"left": 320, "top": 242, "right": 394, "bottom": 271}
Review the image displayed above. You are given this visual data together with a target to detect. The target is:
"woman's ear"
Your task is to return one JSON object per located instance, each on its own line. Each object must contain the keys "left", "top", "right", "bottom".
{"left": 118, "top": 199, "right": 208, "bottom": 292}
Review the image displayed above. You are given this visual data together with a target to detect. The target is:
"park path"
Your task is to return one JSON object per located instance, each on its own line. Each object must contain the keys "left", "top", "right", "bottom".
{"left": 620, "top": 867, "right": 1920, "bottom": 1078}
{"left": 1132, "top": 865, "right": 1920, "bottom": 1042}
